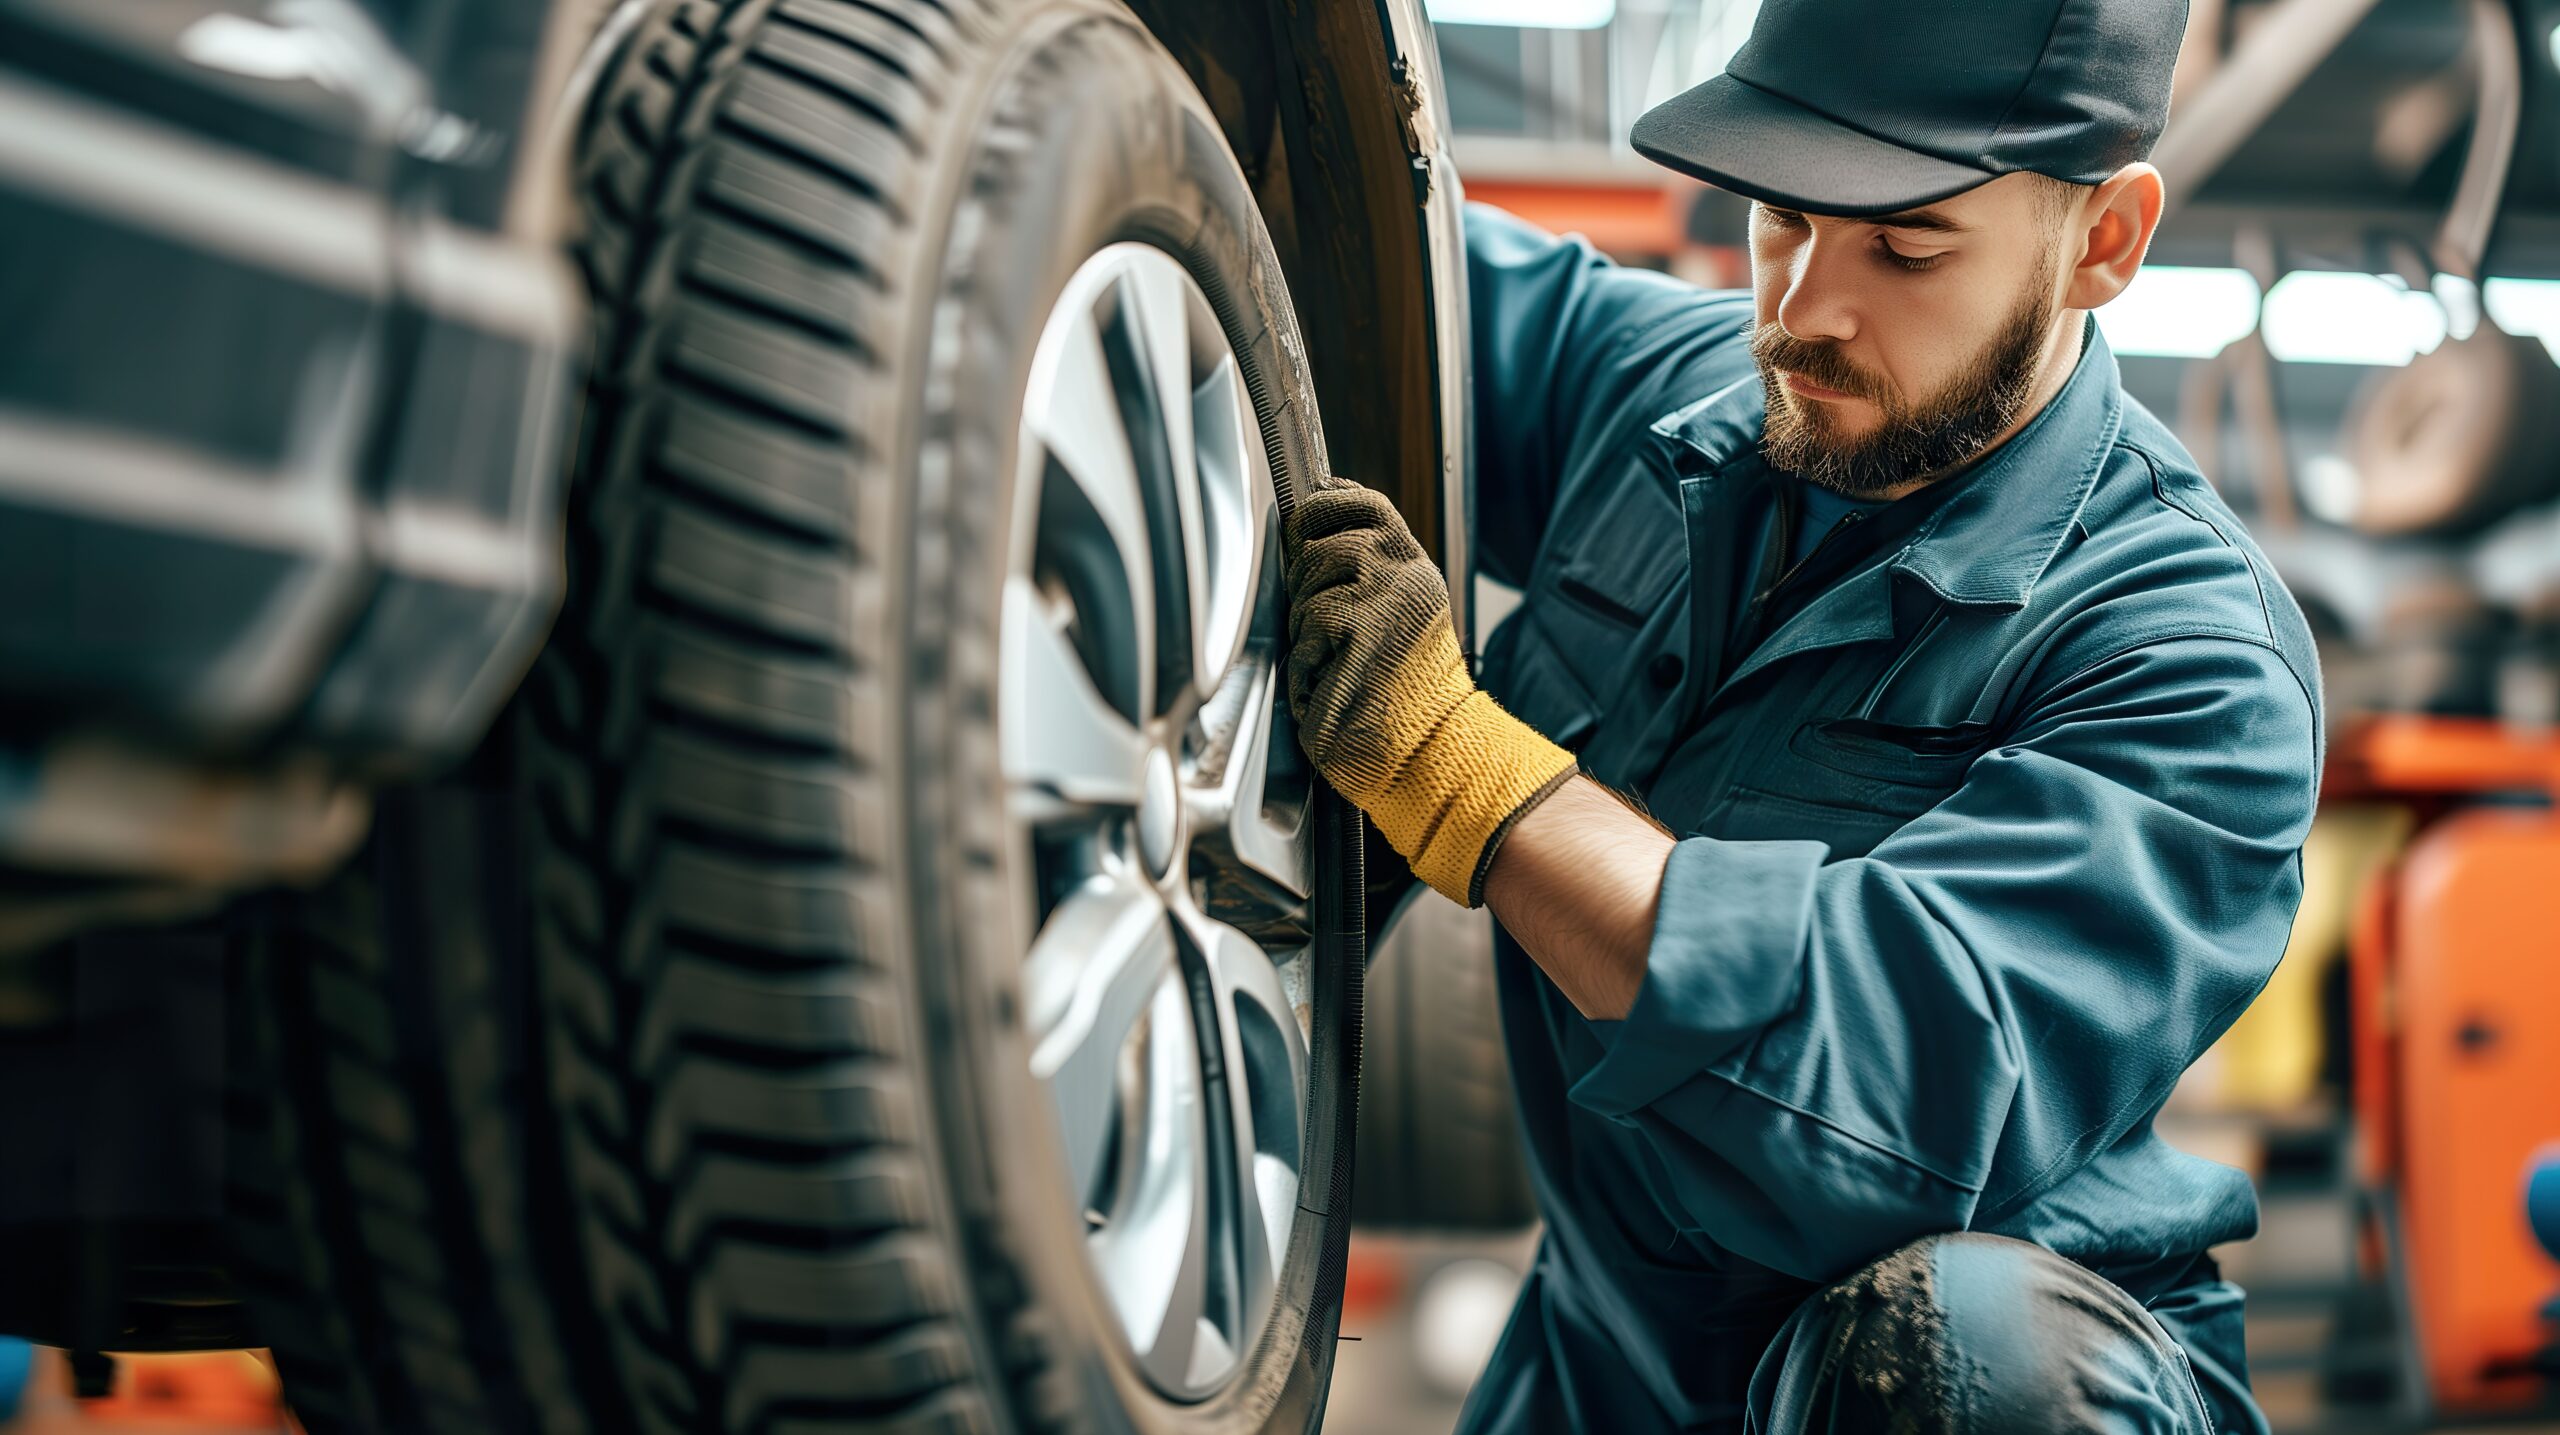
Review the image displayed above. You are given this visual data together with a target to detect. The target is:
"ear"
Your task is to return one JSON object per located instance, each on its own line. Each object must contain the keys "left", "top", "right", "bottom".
{"left": 2061, "top": 163, "right": 2163, "bottom": 311}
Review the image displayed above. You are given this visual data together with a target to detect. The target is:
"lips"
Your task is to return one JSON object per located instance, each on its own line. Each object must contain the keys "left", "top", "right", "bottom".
{"left": 1780, "top": 370, "right": 1856, "bottom": 401}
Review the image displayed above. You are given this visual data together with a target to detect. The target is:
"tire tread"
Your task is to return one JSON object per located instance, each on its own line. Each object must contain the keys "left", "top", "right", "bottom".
{"left": 536, "top": 2, "right": 1004, "bottom": 1429}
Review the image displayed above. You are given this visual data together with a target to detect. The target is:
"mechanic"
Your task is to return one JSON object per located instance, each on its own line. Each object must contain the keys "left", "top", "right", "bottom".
{"left": 1282, "top": 0, "right": 2320, "bottom": 1430}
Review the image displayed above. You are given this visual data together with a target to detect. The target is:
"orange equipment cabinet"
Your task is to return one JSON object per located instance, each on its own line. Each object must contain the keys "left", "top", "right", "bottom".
{"left": 2336, "top": 718, "right": 2560, "bottom": 1416}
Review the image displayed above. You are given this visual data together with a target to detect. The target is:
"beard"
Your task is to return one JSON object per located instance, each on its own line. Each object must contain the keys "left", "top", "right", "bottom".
{"left": 1752, "top": 264, "right": 2057, "bottom": 500}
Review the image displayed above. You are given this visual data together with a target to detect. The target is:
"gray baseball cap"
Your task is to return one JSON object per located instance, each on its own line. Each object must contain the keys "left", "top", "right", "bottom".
{"left": 1631, "top": 0, "right": 2188, "bottom": 218}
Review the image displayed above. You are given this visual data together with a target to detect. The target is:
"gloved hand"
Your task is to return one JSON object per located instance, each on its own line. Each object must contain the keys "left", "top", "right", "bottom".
{"left": 1284, "top": 481, "right": 1578, "bottom": 907}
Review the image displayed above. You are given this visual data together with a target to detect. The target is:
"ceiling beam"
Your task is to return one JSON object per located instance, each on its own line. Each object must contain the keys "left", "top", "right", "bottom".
{"left": 2154, "top": 0, "right": 2390, "bottom": 215}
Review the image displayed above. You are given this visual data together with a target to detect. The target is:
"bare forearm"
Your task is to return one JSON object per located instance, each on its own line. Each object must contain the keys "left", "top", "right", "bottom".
{"left": 1482, "top": 775, "right": 1677, "bottom": 1020}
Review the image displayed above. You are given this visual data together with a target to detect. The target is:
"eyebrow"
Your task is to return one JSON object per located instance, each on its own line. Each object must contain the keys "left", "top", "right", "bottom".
{"left": 1866, "top": 207, "right": 1972, "bottom": 234}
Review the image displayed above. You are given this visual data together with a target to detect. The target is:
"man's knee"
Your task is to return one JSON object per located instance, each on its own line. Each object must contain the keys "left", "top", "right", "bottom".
{"left": 1799, "top": 1233, "right": 2207, "bottom": 1433}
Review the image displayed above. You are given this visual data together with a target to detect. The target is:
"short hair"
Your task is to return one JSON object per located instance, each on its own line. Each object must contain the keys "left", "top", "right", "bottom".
{"left": 2026, "top": 172, "right": 2092, "bottom": 225}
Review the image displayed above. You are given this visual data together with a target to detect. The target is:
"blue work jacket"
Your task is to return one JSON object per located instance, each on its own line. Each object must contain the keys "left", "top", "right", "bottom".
{"left": 1451, "top": 205, "right": 2323, "bottom": 1433}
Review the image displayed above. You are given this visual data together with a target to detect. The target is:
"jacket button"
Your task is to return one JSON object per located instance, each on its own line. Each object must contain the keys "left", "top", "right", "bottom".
{"left": 1648, "top": 653, "right": 1684, "bottom": 689}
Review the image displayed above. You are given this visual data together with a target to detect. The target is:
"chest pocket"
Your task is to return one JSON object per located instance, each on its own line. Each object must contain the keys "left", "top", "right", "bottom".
{"left": 1709, "top": 718, "right": 1996, "bottom": 858}
{"left": 1528, "top": 463, "right": 1688, "bottom": 699}
{"left": 1483, "top": 618, "right": 1601, "bottom": 753}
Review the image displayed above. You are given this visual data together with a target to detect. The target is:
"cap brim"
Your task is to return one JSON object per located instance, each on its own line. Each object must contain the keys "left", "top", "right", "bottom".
{"left": 1631, "top": 74, "right": 1998, "bottom": 219}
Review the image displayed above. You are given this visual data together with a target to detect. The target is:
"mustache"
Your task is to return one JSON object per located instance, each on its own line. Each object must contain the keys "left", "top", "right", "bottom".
{"left": 1749, "top": 324, "right": 1889, "bottom": 406}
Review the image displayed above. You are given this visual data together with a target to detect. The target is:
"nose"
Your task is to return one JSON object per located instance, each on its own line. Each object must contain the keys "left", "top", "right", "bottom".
{"left": 1775, "top": 232, "right": 1858, "bottom": 346}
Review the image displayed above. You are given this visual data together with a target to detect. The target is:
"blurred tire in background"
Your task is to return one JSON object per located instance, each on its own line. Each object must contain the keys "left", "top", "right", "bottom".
{"left": 1355, "top": 888, "right": 1535, "bottom": 1233}
{"left": 2343, "top": 321, "right": 2560, "bottom": 538}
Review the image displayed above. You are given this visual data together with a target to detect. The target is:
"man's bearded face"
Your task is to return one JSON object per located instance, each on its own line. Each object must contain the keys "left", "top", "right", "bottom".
{"left": 1750, "top": 250, "right": 2057, "bottom": 499}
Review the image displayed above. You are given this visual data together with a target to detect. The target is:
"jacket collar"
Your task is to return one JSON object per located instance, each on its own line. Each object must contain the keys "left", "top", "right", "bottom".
{"left": 1648, "top": 317, "right": 2123, "bottom": 612}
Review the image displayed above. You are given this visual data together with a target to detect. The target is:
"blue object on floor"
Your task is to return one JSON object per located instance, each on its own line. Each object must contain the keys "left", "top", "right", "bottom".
{"left": 0, "top": 1336, "right": 33, "bottom": 1423}
{"left": 2528, "top": 1143, "right": 2560, "bottom": 1265}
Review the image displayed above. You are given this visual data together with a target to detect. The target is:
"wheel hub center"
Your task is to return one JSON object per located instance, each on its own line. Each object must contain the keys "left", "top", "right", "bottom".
{"left": 1137, "top": 747, "right": 1181, "bottom": 878}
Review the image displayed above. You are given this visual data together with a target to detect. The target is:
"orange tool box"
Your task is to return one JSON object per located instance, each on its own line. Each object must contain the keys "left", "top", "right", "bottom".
{"left": 2333, "top": 717, "right": 2560, "bottom": 1416}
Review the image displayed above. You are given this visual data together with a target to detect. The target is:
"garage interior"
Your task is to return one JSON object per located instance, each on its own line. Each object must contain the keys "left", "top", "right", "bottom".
{"left": 1, "top": 0, "right": 2558, "bottom": 1432}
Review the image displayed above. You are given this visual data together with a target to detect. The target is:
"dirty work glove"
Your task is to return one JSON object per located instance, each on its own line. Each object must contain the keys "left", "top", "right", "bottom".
{"left": 1284, "top": 481, "right": 1577, "bottom": 907}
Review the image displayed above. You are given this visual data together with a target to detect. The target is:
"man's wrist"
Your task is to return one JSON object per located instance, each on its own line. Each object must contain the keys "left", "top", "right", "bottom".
{"left": 1458, "top": 742, "right": 1583, "bottom": 907}
{"left": 1481, "top": 776, "right": 1677, "bottom": 1020}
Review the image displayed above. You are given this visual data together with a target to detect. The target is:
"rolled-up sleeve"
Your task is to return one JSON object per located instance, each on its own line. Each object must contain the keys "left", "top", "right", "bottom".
{"left": 1566, "top": 637, "right": 2320, "bottom": 1283}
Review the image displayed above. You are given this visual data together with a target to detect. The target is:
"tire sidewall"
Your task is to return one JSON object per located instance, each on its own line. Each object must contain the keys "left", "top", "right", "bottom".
{"left": 900, "top": 8, "right": 1355, "bottom": 1434}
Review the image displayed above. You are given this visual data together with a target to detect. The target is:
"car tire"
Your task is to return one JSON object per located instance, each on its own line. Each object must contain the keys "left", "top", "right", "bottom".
{"left": 224, "top": 807, "right": 604, "bottom": 1435}
{"left": 1351, "top": 890, "right": 1535, "bottom": 1232}
{"left": 230, "top": 2, "right": 1366, "bottom": 1432}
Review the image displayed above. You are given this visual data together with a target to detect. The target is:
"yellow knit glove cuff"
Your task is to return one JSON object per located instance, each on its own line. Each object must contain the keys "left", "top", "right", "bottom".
{"left": 1320, "top": 622, "right": 1579, "bottom": 907}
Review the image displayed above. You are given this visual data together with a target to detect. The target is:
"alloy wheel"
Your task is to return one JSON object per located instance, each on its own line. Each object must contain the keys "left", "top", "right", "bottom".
{"left": 1000, "top": 243, "right": 1317, "bottom": 1400}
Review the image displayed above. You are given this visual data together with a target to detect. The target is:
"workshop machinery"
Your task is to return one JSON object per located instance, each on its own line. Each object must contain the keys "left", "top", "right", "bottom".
{"left": 2331, "top": 718, "right": 2560, "bottom": 1421}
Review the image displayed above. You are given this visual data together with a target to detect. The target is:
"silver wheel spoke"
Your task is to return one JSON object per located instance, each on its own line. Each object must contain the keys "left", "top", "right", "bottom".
{"left": 1190, "top": 650, "right": 1312, "bottom": 898}
{"left": 1188, "top": 353, "right": 1271, "bottom": 687}
{"left": 1181, "top": 903, "right": 1306, "bottom": 1307}
{"left": 1023, "top": 286, "right": 1157, "bottom": 721}
{"left": 1089, "top": 972, "right": 1216, "bottom": 1390}
{"left": 1001, "top": 576, "right": 1147, "bottom": 815}
{"left": 1122, "top": 261, "right": 1208, "bottom": 700}
{"left": 1025, "top": 872, "right": 1172, "bottom": 1206}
